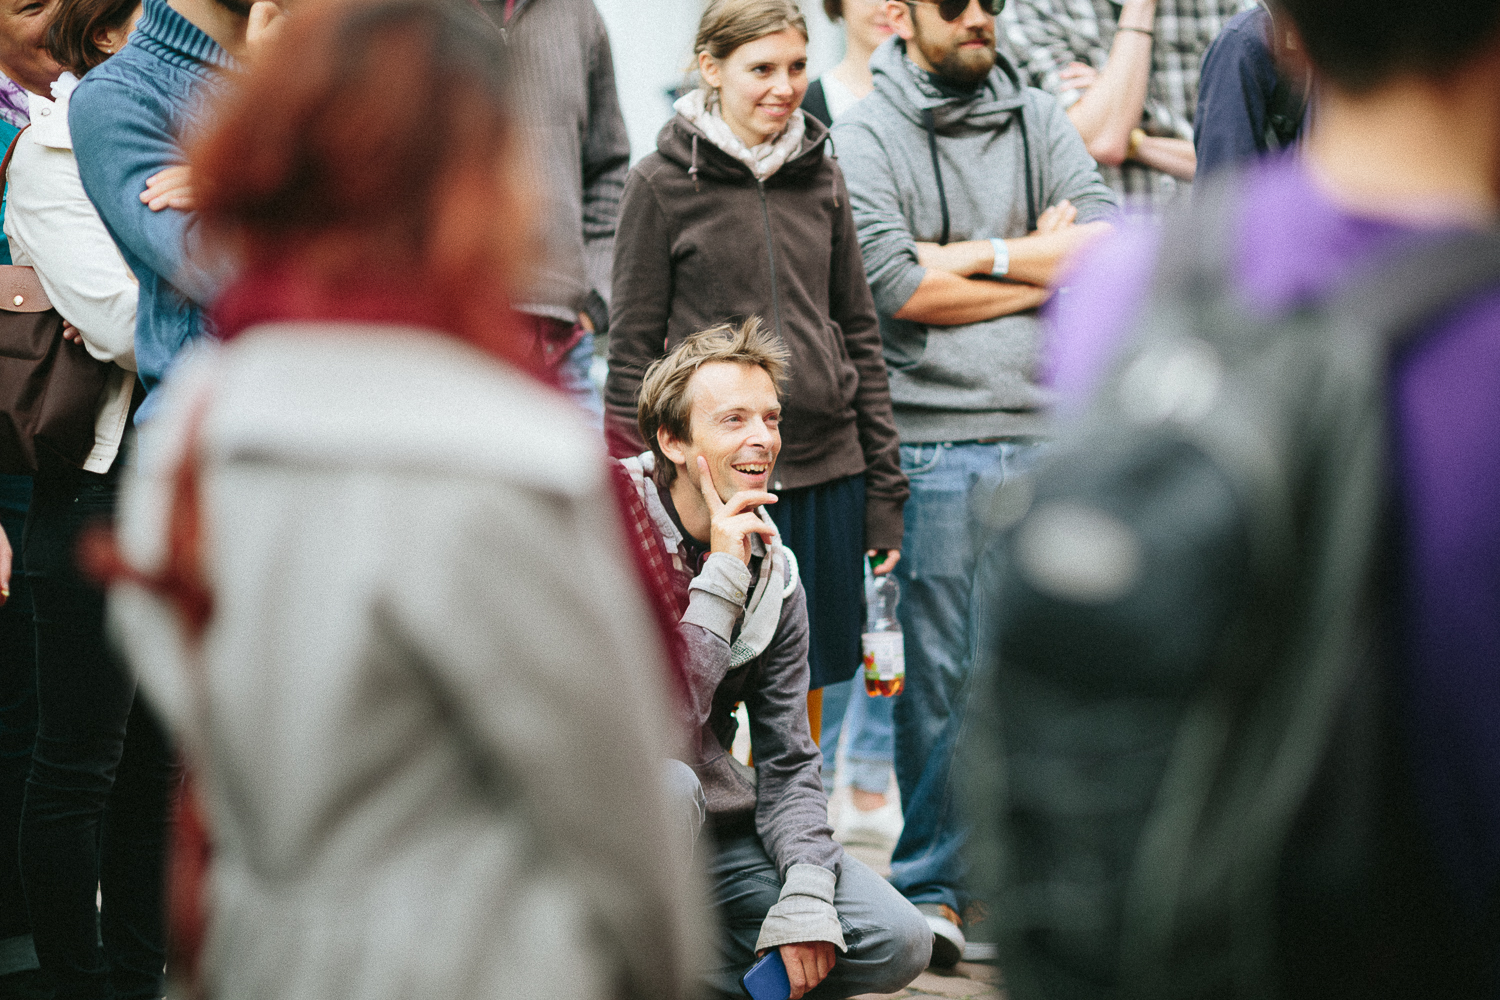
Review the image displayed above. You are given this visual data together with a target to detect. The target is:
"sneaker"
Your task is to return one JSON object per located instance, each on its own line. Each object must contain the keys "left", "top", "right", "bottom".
{"left": 961, "top": 941, "right": 999, "bottom": 963}
{"left": 832, "top": 795, "right": 903, "bottom": 847}
{"left": 915, "top": 903, "right": 965, "bottom": 968}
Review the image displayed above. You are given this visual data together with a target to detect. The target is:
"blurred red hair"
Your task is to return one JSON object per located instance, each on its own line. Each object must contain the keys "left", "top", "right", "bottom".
{"left": 193, "top": 0, "right": 531, "bottom": 369}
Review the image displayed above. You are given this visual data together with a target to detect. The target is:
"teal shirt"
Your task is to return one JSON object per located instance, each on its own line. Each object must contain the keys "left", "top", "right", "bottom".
{"left": 0, "top": 117, "right": 20, "bottom": 265}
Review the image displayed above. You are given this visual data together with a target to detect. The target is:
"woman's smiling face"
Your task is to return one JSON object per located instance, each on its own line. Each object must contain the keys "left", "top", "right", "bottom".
{"left": 0, "top": 0, "right": 60, "bottom": 95}
{"left": 699, "top": 27, "right": 809, "bottom": 148}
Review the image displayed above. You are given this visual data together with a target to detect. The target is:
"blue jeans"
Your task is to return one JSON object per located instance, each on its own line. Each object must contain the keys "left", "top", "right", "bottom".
{"left": 819, "top": 678, "right": 894, "bottom": 795}
{"left": 889, "top": 440, "right": 1044, "bottom": 913}
{"left": 558, "top": 331, "right": 603, "bottom": 420}
{"left": 662, "top": 766, "right": 930, "bottom": 998}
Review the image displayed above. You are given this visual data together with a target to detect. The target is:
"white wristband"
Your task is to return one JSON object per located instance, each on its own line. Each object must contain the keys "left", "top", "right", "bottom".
{"left": 989, "top": 237, "right": 1010, "bottom": 277}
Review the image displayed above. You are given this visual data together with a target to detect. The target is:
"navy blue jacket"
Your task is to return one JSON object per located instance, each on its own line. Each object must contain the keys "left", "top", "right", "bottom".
{"left": 70, "top": 0, "right": 233, "bottom": 422}
{"left": 1194, "top": 6, "right": 1303, "bottom": 179}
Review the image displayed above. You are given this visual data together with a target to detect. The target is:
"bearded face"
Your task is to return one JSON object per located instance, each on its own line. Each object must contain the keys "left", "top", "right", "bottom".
{"left": 908, "top": 3, "right": 997, "bottom": 88}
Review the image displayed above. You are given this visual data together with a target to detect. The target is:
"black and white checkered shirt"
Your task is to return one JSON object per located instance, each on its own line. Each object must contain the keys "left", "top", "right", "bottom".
{"left": 1001, "top": 0, "right": 1254, "bottom": 212}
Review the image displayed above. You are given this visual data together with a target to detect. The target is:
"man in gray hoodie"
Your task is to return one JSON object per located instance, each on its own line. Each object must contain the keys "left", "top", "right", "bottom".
{"left": 834, "top": 0, "right": 1115, "bottom": 966}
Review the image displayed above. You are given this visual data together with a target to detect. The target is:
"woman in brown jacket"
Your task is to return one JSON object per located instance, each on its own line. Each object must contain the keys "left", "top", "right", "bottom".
{"left": 605, "top": 0, "right": 906, "bottom": 696}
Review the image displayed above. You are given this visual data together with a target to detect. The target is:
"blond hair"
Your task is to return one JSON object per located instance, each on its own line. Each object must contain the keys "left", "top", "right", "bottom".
{"left": 637, "top": 317, "right": 790, "bottom": 486}
{"left": 694, "top": 0, "right": 808, "bottom": 63}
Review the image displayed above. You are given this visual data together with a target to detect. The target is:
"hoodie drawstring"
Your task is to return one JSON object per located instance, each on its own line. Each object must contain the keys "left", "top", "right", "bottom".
{"left": 922, "top": 109, "right": 950, "bottom": 246}
{"left": 1018, "top": 108, "right": 1037, "bottom": 233}
{"left": 824, "top": 133, "right": 840, "bottom": 208}
{"left": 689, "top": 133, "right": 700, "bottom": 192}
{"left": 924, "top": 104, "right": 1038, "bottom": 242}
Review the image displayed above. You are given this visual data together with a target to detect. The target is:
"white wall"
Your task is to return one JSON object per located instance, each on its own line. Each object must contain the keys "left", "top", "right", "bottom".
{"left": 594, "top": 0, "right": 846, "bottom": 163}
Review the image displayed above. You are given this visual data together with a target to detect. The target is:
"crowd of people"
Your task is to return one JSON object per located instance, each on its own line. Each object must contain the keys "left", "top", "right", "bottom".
{"left": 0, "top": 0, "right": 1494, "bottom": 996}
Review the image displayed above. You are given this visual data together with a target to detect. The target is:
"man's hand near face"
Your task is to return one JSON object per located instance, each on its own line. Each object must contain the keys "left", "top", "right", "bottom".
{"left": 696, "top": 456, "right": 777, "bottom": 566}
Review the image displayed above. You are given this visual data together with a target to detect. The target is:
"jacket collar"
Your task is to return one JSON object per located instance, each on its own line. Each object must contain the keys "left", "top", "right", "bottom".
{"left": 133, "top": 0, "right": 238, "bottom": 74}
{"left": 868, "top": 34, "right": 1027, "bottom": 130}
{"left": 673, "top": 88, "right": 808, "bottom": 182}
{"left": 654, "top": 107, "right": 830, "bottom": 184}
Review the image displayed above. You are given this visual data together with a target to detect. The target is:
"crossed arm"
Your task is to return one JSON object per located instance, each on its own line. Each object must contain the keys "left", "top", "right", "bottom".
{"left": 1006, "top": 0, "right": 1196, "bottom": 180}
{"left": 895, "top": 201, "right": 1111, "bottom": 326}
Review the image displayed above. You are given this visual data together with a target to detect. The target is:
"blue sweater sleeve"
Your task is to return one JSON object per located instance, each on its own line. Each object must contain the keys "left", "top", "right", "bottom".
{"left": 68, "top": 75, "right": 222, "bottom": 306}
{"left": 1194, "top": 8, "right": 1279, "bottom": 180}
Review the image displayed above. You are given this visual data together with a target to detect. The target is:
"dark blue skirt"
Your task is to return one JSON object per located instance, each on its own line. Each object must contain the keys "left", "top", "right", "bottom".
{"left": 767, "top": 472, "right": 865, "bottom": 690}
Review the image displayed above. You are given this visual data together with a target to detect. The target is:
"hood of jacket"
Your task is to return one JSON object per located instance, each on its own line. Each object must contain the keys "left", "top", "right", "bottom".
{"left": 868, "top": 34, "right": 1028, "bottom": 132}
{"left": 653, "top": 102, "right": 832, "bottom": 186}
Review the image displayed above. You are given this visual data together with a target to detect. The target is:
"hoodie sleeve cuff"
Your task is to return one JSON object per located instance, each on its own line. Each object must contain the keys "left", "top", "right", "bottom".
{"left": 681, "top": 553, "right": 752, "bottom": 642}
{"left": 863, "top": 495, "right": 906, "bottom": 553}
{"left": 753, "top": 864, "right": 847, "bottom": 953}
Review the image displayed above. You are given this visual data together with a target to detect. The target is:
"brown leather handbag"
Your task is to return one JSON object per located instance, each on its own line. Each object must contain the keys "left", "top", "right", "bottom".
{"left": 0, "top": 126, "right": 111, "bottom": 474}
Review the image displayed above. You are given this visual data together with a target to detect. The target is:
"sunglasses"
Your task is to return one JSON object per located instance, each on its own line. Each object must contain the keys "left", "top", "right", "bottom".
{"left": 907, "top": 0, "right": 1002, "bottom": 20}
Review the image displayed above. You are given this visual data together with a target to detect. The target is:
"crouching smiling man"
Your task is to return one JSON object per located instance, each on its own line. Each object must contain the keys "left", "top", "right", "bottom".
{"left": 616, "top": 319, "right": 929, "bottom": 999}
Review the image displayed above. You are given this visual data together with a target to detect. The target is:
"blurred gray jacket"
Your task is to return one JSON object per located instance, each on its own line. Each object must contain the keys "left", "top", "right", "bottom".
{"left": 835, "top": 37, "right": 1116, "bottom": 443}
{"left": 108, "top": 327, "right": 704, "bottom": 1000}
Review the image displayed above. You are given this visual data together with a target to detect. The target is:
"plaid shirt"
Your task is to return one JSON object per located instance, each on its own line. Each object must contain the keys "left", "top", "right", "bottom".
{"left": 1001, "top": 0, "right": 1254, "bottom": 211}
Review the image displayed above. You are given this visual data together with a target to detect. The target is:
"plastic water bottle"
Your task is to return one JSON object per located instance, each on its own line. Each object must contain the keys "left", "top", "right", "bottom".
{"left": 862, "top": 557, "right": 905, "bottom": 697}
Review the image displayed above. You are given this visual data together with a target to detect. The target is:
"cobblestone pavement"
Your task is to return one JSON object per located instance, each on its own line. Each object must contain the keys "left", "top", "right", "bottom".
{"left": 852, "top": 961, "right": 1003, "bottom": 1000}
{"left": 840, "top": 841, "right": 1004, "bottom": 1000}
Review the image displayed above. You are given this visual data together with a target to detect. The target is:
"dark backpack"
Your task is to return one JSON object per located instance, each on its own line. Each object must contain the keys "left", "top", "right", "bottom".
{"left": 961, "top": 181, "right": 1500, "bottom": 1000}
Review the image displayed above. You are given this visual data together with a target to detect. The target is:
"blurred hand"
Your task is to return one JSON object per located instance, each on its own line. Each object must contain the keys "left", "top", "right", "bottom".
{"left": 140, "top": 165, "right": 195, "bottom": 212}
{"left": 61, "top": 320, "right": 83, "bottom": 345}
{"left": 866, "top": 548, "right": 900, "bottom": 575}
{"left": 1058, "top": 61, "right": 1099, "bottom": 92}
{"left": 777, "top": 941, "right": 836, "bottom": 999}
{"left": 245, "top": 1, "right": 287, "bottom": 62}
{"left": 697, "top": 457, "right": 778, "bottom": 565}
{"left": 1034, "top": 199, "right": 1077, "bottom": 235}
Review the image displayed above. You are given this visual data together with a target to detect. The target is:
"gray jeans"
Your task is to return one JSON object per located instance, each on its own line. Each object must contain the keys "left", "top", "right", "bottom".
{"left": 663, "top": 761, "right": 930, "bottom": 998}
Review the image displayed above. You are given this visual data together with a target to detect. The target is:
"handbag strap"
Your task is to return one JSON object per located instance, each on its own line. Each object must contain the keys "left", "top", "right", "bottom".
{"left": 0, "top": 124, "right": 30, "bottom": 193}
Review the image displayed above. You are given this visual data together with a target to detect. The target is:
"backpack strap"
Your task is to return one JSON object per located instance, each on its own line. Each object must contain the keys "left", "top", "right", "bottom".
{"left": 1142, "top": 169, "right": 1245, "bottom": 313}
{"left": 1333, "top": 227, "right": 1500, "bottom": 351}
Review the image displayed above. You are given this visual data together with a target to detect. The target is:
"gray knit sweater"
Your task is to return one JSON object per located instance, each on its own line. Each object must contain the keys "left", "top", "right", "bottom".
{"left": 834, "top": 38, "right": 1117, "bottom": 443}
{"left": 479, "top": 0, "right": 629, "bottom": 326}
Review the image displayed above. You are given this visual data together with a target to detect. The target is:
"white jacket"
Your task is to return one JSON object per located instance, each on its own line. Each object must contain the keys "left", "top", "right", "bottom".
{"left": 109, "top": 325, "right": 705, "bottom": 1000}
{"left": 4, "top": 78, "right": 137, "bottom": 473}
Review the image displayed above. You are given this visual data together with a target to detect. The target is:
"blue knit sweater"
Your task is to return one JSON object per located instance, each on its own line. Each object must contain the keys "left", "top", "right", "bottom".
{"left": 70, "top": 0, "right": 235, "bottom": 422}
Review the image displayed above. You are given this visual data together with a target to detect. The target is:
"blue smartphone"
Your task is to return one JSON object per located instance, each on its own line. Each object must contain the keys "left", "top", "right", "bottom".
{"left": 741, "top": 950, "right": 792, "bottom": 1000}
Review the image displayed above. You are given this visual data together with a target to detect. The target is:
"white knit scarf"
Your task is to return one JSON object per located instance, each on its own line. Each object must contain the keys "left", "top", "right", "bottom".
{"left": 619, "top": 452, "right": 798, "bottom": 668}
{"left": 674, "top": 87, "right": 807, "bottom": 181}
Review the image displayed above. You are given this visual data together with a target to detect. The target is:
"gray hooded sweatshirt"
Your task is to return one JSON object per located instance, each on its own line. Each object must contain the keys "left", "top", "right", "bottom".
{"left": 834, "top": 37, "right": 1117, "bottom": 443}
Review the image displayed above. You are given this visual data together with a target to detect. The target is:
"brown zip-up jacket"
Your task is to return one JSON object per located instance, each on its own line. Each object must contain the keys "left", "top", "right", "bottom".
{"left": 605, "top": 111, "right": 908, "bottom": 550}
